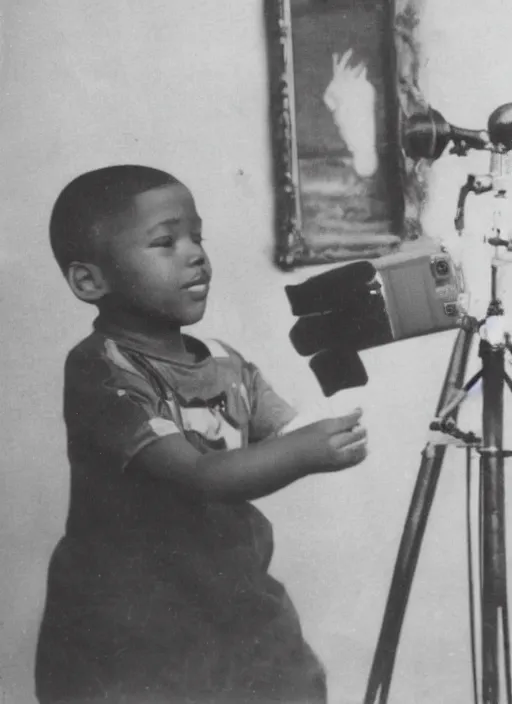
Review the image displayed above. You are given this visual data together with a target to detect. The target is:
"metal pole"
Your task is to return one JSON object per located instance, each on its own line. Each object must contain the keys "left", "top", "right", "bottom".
{"left": 480, "top": 339, "right": 507, "bottom": 704}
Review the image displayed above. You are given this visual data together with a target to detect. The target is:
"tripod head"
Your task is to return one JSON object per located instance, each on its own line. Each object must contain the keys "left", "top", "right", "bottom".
{"left": 403, "top": 102, "right": 512, "bottom": 249}
{"left": 403, "top": 102, "right": 512, "bottom": 159}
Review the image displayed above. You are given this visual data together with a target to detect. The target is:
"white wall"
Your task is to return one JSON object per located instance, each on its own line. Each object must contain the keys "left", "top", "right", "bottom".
{"left": 1, "top": 1, "right": 512, "bottom": 703}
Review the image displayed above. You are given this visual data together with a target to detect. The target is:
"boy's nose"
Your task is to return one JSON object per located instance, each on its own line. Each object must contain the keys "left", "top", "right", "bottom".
{"left": 185, "top": 244, "right": 206, "bottom": 267}
{"left": 189, "top": 253, "right": 205, "bottom": 269}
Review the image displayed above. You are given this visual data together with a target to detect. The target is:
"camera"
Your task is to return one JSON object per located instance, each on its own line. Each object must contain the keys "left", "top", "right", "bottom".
{"left": 285, "top": 240, "right": 465, "bottom": 395}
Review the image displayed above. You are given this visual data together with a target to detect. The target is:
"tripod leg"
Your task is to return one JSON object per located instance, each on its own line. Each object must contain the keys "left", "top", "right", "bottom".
{"left": 363, "top": 326, "right": 475, "bottom": 704}
{"left": 479, "top": 342, "right": 511, "bottom": 704}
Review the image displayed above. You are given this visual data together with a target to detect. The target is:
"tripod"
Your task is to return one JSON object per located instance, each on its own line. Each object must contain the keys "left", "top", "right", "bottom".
{"left": 363, "top": 106, "right": 512, "bottom": 704}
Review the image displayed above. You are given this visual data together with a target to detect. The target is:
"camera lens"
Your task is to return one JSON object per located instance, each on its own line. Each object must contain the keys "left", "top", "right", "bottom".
{"left": 434, "top": 258, "right": 450, "bottom": 278}
{"left": 444, "top": 303, "right": 458, "bottom": 317}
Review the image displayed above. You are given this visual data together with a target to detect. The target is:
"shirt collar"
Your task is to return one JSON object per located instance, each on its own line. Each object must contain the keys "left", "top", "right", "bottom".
{"left": 93, "top": 314, "right": 210, "bottom": 365}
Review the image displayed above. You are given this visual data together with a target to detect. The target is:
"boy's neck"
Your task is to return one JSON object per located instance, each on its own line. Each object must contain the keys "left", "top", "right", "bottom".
{"left": 95, "top": 304, "right": 193, "bottom": 363}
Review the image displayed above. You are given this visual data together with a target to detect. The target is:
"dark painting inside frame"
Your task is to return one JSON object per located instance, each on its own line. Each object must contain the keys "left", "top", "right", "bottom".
{"left": 267, "top": 0, "right": 424, "bottom": 269}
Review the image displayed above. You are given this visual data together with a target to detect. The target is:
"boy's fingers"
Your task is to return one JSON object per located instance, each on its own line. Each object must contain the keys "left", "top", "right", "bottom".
{"left": 323, "top": 409, "right": 363, "bottom": 434}
{"left": 336, "top": 438, "right": 368, "bottom": 466}
{"left": 329, "top": 426, "right": 367, "bottom": 451}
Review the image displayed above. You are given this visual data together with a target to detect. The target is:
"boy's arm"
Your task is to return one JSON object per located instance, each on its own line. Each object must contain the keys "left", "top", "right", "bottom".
{"left": 66, "top": 340, "right": 366, "bottom": 503}
{"left": 126, "top": 348, "right": 366, "bottom": 501}
{"left": 127, "top": 411, "right": 366, "bottom": 502}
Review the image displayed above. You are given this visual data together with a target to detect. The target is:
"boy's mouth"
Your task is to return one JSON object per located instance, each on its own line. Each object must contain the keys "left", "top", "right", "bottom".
{"left": 186, "top": 283, "right": 208, "bottom": 294}
{"left": 182, "top": 274, "right": 210, "bottom": 298}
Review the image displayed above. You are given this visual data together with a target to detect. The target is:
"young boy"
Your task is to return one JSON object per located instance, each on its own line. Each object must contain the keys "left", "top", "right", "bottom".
{"left": 35, "top": 165, "right": 367, "bottom": 704}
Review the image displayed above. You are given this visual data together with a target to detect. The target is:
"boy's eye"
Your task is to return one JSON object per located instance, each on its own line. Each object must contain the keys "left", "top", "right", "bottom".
{"left": 150, "top": 235, "right": 175, "bottom": 248}
{"left": 149, "top": 230, "right": 204, "bottom": 248}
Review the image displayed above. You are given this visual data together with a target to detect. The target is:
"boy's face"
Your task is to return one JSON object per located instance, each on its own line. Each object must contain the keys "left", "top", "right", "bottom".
{"left": 97, "top": 183, "right": 212, "bottom": 326}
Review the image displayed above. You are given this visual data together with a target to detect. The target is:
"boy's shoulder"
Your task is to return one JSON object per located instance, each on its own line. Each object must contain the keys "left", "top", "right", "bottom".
{"left": 65, "top": 331, "right": 106, "bottom": 369}
{"left": 67, "top": 329, "right": 104, "bottom": 355}
{"left": 64, "top": 332, "right": 150, "bottom": 393}
{"left": 66, "top": 331, "right": 128, "bottom": 368}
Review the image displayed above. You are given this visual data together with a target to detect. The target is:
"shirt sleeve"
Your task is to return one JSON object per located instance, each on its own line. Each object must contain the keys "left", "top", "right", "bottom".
{"left": 242, "top": 361, "right": 297, "bottom": 443}
{"left": 64, "top": 339, "right": 181, "bottom": 473}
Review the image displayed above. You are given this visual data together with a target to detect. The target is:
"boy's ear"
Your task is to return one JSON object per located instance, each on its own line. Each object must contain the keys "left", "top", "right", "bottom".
{"left": 67, "top": 262, "right": 110, "bottom": 303}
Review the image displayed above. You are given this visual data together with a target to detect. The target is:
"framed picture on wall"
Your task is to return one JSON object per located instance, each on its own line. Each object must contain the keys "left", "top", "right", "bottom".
{"left": 266, "top": 0, "right": 427, "bottom": 269}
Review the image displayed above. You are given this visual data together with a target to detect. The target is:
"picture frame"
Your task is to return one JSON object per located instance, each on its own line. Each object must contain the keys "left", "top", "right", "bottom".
{"left": 266, "top": 0, "right": 430, "bottom": 269}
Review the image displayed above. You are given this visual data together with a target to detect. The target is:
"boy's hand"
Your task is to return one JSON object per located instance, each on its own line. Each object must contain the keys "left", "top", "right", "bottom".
{"left": 293, "top": 410, "right": 367, "bottom": 474}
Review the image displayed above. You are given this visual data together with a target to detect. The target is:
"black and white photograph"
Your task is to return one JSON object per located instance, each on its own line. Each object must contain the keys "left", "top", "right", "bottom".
{"left": 2, "top": 1, "right": 512, "bottom": 704}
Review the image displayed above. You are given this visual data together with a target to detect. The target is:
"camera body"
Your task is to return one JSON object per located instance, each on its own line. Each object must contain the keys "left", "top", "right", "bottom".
{"left": 285, "top": 238, "right": 465, "bottom": 395}
{"left": 375, "top": 241, "right": 464, "bottom": 341}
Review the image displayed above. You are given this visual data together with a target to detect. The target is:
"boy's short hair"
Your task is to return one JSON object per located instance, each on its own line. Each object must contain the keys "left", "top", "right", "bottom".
{"left": 50, "top": 165, "right": 181, "bottom": 274}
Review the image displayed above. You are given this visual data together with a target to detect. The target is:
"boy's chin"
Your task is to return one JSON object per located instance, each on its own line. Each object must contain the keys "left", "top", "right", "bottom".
{"left": 175, "top": 313, "right": 205, "bottom": 327}
{"left": 101, "top": 295, "right": 207, "bottom": 325}
{"left": 180, "top": 300, "right": 209, "bottom": 326}
{"left": 155, "top": 306, "right": 207, "bottom": 328}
